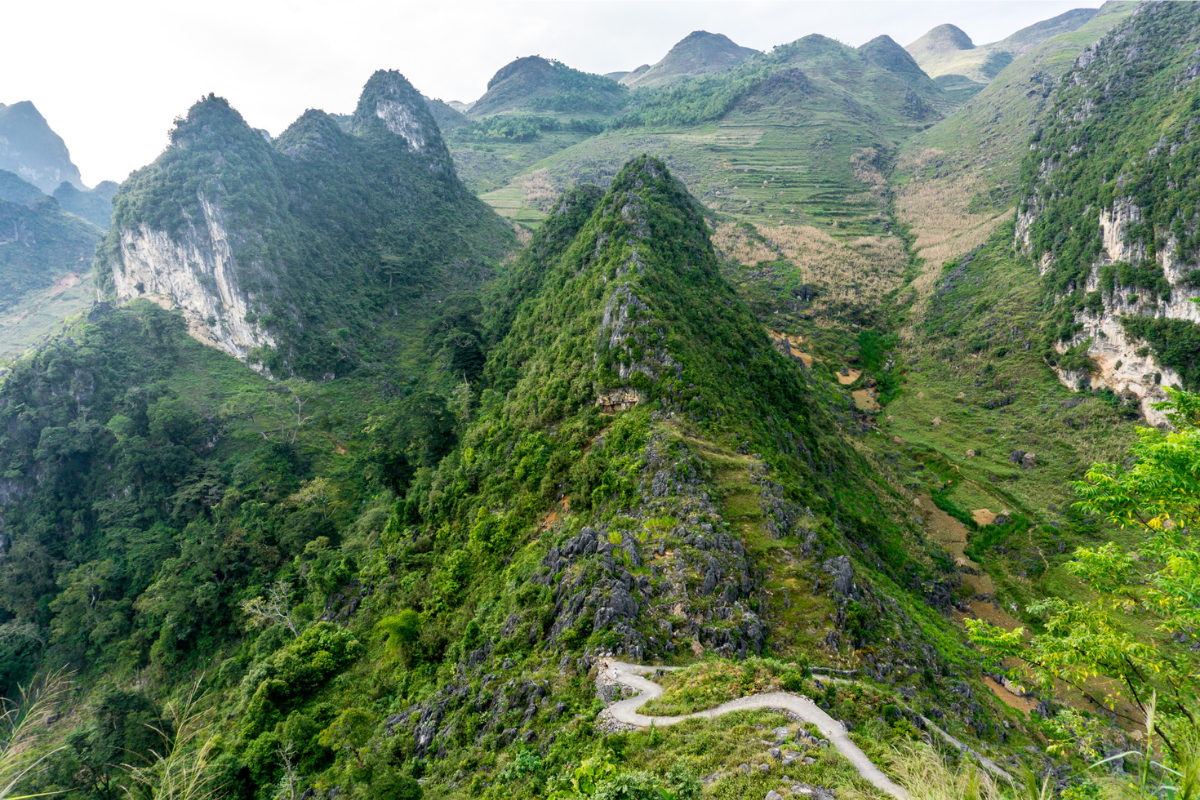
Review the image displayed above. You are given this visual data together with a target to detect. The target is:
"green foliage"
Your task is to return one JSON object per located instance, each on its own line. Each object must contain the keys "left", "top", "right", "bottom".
{"left": 969, "top": 389, "right": 1200, "bottom": 742}
{"left": 963, "top": 514, "right": 1032, "bottom": 563}
{"left": 1022, "top": 3, "right": 1200, "bottom": 302}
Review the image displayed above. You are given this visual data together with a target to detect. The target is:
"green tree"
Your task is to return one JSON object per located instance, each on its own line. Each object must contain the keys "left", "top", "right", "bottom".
{"left": 317, "top": 708, "right": 374, "bottom": 768}
{"left": 968, "top": 389, "right": 1200, "bottom": 751}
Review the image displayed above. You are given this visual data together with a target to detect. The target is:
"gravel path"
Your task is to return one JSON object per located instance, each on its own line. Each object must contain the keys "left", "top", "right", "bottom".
{"left": 600, "top": 660, "right": 912, "bottom": 800}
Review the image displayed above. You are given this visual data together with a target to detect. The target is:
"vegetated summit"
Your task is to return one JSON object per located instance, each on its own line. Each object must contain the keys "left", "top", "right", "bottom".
{"left": 619, "top": 30, "right": 761, "bottom": 89}
{"left": 468, "top": 56, "right": 628, "bottom": 117}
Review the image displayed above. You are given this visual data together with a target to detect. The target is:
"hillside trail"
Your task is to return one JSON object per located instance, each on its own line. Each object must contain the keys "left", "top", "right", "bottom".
{"left": 600, "top": 660, "right": 912, "bottom": 799}
{"left": 601, "top": 661, "right": 1015, "bottom": 797}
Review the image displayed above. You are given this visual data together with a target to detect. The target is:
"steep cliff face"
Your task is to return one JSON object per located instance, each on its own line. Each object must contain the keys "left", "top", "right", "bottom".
{"left": 99, "top": 72, "right": 512, "bottom": 376}
{"left": 1017, "top": 2, "right": 1200, "bottom": 423}
{"left": 112, "top": 197, "right": 275, "bottom": 362}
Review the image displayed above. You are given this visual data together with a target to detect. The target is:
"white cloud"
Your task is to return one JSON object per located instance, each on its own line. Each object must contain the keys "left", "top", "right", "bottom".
{"left": 1, "top": 0, "right": 1101, "bottom": 185}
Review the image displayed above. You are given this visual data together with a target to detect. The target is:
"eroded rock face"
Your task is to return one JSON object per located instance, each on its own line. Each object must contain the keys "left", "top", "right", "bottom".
{"left": 112, "top": 196, "right": 275, "bottom": 365}
{"left": 535, "top": 434, "right": 765, "bottom": 660}
{"left": 351, "top": 69, "right": 450, "bottom": 167}
{"left": 1045, "top": 198, "right": 1199, "bottom": 426}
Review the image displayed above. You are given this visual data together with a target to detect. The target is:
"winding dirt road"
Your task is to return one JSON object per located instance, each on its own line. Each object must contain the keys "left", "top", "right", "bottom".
{"left": 600, "top": 660, "right": 912, "bottom": 800}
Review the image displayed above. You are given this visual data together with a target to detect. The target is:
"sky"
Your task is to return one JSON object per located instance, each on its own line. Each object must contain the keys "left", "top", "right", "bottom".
{"left": 2, "top": 0, "right": 1102, "bottom": 187}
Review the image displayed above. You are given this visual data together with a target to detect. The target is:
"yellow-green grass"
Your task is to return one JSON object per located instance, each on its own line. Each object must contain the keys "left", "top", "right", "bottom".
{"left": 640, "top": 658, "right": 805, "bottom": 716}
{"left": 0, "top": 272, "right": 95, "bottom": 366}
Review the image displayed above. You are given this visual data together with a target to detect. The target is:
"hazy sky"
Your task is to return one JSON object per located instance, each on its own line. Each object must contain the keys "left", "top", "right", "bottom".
{"left": 3, "top": 0, "right": 1101, "bottom": 186}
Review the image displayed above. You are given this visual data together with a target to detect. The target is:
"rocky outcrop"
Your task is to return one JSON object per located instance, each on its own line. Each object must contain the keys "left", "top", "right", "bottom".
{"left": 1043, "top": 196, "right": 1199, "bottom": 425}
{"left": 351, "top": 70, "right": 446, "bottom": 160}
{"left": 112, "top": 196, "right": 275, "bottom": 365}
{"left": 534, "top": 433, "right": 765, "bottom": 661}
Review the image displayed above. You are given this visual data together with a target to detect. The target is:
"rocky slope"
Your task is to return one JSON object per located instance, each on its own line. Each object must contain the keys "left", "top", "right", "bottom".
{"left": 98, "top": 71, "right": 512, "bottom": 376}
{"left": 1017, "top": 1, "right": 1200, "bottom": 424}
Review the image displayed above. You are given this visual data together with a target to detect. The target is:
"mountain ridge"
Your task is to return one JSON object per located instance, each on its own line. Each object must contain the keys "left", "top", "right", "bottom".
{"left": 97, "top": 72, "right": 513, "bottom": 376}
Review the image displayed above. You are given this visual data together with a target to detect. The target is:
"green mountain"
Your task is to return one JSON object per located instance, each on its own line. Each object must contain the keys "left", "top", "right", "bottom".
{"left": 4, "top": 156, "right": 998, "bottom": 800}
{"left": 0, "top": 174, "right": 102, "bottom": 364}
{"left": 96, "top": 71, "right": 513, "bottom": 377}
{"left": 0, "top": 101, "right": 84, "bottom": 193}
{"left": 0, "top": 195, "right": 99, "bottom": 313}
{"left": 0, "top": 169, "right": 45, "bottom": 205}
{"left": 906, "top": 8, "right": 1099, "bottom": 86}
{"left": 905, "top": 23, "right": 975, "bottom": 65}
{"left": 619, "top": 30, "right": 760, "bottom": 89}
{"left": 53, "top": 180, "right": 118, "bottom": 229}
{"left": 468, "top": 57, "right": 628, "bottom": 118}
{"left": 10, "top": 5, "right": 1200, "bottom": 799}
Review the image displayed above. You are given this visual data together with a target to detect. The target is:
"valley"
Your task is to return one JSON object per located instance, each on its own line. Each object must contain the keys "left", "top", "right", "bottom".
{"left": 0, "top": 3, "right": 1198, "bottom": 800}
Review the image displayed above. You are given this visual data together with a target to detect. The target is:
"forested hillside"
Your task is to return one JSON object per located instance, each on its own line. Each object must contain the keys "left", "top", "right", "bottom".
{"left": 97, "top": 72, "right": 513, "bottom": 377}
{"left": 1018, "top": 1, "right": 1200, "bottom": 419}
{"left": 4, "top": 4, "right": 1200, "bottom": 800}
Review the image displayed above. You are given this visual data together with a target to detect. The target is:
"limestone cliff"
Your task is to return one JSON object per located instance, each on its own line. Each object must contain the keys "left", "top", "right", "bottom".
{"left": 1042, "top": 197, "right": 1199, "bottom": 426}
{"left": 1016, "top": 2, "right": 1200, "bottom": 425}
{"left": 111, "top": 196, "right": 275, "bottom": 363}
{"left": 99, "top": 72, "right": 510, "bottom": 376}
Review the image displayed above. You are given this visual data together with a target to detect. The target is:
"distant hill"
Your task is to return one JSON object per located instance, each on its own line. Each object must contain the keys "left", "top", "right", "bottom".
{"left": 0, "top": 194, "right": 99, "bottom": 314}
{"left": 0, "top": 169, "right": 44, "bottom": 205}
{"left": 424, "top": 96, "right": 470, "bottom": 130}
{"left": 469, "top": 56, "right": 627, "bottom": 117}
{"left": 0, "top": 101, "right": 84, "bottom": 193}
{"left": 857, "top": 34, "right": 936, "bottom": 81}
{"left": 620, "top": 30, "right": 760, "bottom": 89}
{"left": 893, "top": 1, "right": 1135, "bottom": 283}
{"left": 53, "top": 180, "right": 118, "bottom": 229}
{"left": 906, "top": 23, "right": 975, "bottom": 64}
{"left": 906, "top": 8, "right": 1098, "bottom": 85}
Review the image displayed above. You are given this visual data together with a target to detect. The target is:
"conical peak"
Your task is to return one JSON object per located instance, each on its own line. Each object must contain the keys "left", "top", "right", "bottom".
{"left": 858, "top": 34, "right": 927, "bottom": 76}
{"left": 352, "top": 69, "right": 443, "bottom": 155}
{"left": 603, "top": 155, "right": 701, "bottom": 223}
{"left": 587, "top": 156, "right": 712, "bottom": 283}
{"left": 486, "top": 56, "right": 556, "bottom": 90}
{"left": 168, "top": 94, "right": 264, "bottom": 152}
{"left": 909, "top": 23, "right": 975, "bottom": 53}
{"left": 274, "top": 109, "right": 347, "bottom": 161}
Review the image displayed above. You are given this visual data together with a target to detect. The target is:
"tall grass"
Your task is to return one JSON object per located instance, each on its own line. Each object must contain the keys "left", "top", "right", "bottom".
{"left": 122, "top": 681, "right": 223, "bottom": 800}
{"left": 0, "top": 669, "right": 71, "bottom": 800}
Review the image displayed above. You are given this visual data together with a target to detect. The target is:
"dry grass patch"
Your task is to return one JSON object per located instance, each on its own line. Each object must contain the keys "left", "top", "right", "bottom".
{"left": 895, "top": 149, "right": 1012, "bottom": 331}
{"left": 714, "top": 222, "right": 908, "bottom": 325}
{"left": 516, "top": 168, "right": 561, "bottom": 211}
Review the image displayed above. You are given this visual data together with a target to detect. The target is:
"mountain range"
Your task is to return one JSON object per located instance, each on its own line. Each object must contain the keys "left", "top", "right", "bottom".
{"left": 2, "top": 3, "right": 1199, "bottom": 799}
